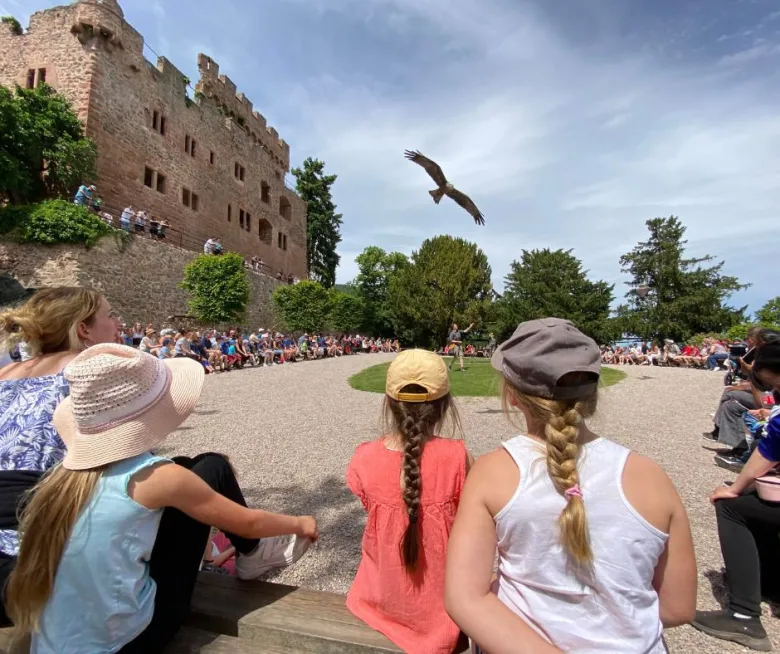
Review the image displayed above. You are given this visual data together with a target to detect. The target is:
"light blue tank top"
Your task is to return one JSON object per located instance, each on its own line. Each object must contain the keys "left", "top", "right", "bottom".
{"left": 33, "top": 452, "right": 171, "bottom": 654}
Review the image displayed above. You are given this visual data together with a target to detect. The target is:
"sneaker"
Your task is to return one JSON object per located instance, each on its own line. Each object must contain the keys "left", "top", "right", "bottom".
{"left": 235, "top": 534, "right": 312, "bottom": 580}
{"left": 714, "top": 454, "right": 744, "bottom": 473}
{"left": 691, "top": 610, "right": 772, "bottom": 651}
{"left": 702, "top": 430, "right": 720, "bottom": 443}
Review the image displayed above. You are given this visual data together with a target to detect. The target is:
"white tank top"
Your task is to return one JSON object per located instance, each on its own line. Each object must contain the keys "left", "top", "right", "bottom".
{"left": 491, "top": 435, "right": 668, "bottom": 654}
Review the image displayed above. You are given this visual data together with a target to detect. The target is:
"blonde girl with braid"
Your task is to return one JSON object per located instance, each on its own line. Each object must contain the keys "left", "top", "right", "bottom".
{"left": 346, "top": 349, "right": 473, "bottom": 654}
{"left": 445, "top": 319, "right": 697, "bottom": 654}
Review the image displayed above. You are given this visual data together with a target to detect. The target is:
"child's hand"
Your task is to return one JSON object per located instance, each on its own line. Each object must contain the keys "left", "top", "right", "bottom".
{"left": 296, "top": 516, "right": 319, "bottom": 541}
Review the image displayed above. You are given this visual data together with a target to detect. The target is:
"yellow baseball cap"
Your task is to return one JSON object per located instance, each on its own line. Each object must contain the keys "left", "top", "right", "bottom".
{"left": 386, "top": 349, "right": 450, "bottom": 402}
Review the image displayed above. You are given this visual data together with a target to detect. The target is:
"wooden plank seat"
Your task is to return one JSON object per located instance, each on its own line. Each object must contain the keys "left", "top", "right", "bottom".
{"left": 0, "top": 572, "right": 470, "bottom": 652}
{"left": 185, "top": 571, "right": 403, "bottom": 653}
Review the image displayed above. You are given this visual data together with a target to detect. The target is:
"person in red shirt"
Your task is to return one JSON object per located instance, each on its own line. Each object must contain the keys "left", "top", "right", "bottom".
{"left": 346, "top": 350, "right": 473, "bottom": 653}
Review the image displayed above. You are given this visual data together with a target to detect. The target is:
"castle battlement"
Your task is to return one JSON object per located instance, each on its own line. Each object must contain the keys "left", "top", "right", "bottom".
{"left": 196, "top": 54, "right": 290, "bottom": 168}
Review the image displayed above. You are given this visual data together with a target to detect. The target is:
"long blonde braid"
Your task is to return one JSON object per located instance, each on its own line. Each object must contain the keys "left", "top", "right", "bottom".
{"left": 502, "top": 377, "right": 597, "bottom": 566}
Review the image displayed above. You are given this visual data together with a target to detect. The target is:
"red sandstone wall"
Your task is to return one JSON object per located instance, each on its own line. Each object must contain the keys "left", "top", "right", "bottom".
{"left": 0, "top": 0, "right": 308, "bottom": 280}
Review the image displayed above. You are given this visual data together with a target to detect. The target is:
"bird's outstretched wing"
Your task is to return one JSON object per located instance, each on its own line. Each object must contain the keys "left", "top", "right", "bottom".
{"left": 404, "top": 150, "right": 448, "bottom": 187}
{"left": 448, "top": 187, "right": 486, "bottom": 226}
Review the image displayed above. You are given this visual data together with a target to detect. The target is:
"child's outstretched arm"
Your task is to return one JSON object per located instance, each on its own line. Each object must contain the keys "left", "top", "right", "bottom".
{"left": 131, "top": 462, "right": 319, "bottom": 541}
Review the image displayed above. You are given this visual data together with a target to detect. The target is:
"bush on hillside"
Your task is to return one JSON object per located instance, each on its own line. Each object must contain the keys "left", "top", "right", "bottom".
{"left": 0, "top": 200, "right": 120, "bottom": 247}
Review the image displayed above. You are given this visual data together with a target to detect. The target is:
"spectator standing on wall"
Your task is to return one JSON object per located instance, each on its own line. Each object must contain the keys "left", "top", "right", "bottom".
{"left": 203, "top": 238, "right": 215, "bottom": 255}
{"left": 120, "top": 206, "right": 134, "bottom": 231}
{"left": 73, "top": 184, "right": 95, "bottom": 207}
{"left": 134, "top": 210, "right": 147, "bottom": 236}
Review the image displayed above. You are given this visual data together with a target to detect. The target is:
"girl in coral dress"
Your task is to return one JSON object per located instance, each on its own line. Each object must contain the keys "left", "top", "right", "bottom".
{"left": 346, "top": 349, "right": 472, "bottom": 653}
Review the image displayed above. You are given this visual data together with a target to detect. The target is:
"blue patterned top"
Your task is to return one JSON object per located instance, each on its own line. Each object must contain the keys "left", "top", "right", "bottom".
{"left": 0, "top": 373, "right": 69, "bottom": 555}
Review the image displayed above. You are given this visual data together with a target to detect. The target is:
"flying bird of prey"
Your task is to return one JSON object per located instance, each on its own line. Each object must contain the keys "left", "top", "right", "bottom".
{"left": 404, "top": 150, "right": 485, "bottom": 225}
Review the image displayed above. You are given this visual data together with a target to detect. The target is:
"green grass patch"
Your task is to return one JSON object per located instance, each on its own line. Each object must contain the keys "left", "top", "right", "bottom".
{"left": 349, "top": 357, "right": 626, "bottom": 397}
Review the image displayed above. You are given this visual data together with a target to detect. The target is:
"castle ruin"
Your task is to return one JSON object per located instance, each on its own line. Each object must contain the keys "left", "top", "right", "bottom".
{"left": 0, "top": 0, "right": 308, "bottom": 279}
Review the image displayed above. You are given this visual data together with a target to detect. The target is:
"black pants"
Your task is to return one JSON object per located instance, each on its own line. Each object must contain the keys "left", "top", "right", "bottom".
{"left": 716, "top": 492, "right": 780, "bottom": 617}
{"left": 120, "top": 453, "right": 259, "bottom": 653}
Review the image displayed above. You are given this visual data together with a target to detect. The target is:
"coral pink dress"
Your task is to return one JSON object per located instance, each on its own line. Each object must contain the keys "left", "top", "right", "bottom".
{"left": 346, "top": 437, "right": 467, "bottom": 654}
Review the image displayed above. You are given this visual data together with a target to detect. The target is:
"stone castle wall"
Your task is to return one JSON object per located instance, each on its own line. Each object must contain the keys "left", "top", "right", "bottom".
{"left": 0, "top": 0, "right": 307, "bottom": 279}
{"left": 0, "top": 237, "right": 282, "bottom": 329}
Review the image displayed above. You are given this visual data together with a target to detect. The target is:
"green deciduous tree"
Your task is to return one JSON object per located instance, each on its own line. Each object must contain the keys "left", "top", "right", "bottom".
{"left": 756, "top": 297, "right": 780, "bottom": 326}
{"left": 292, "top": 157, "right": 342, "bottom": 288}
{"left": 272, "top": 280, "right": 330, "bottom": 333}
{"left": 616, "top": 216, "right": 748, "bottom": 343}
{"left": 354, "top": 246, "right": 409, "bottom": 336}
{"left": 0, "top": 84, "right": 97, "bottom": 204}
{"left": 328, "top": 289, "right": 365, "bottom": 333}
{"left": 494, "top": 248, "right": 617, "bottom": 344}
{"left": 181, "top": 253, "right": 250, "bottom": 324}
{"left": 387, "top": 235, "right": 492, "bottom": 347}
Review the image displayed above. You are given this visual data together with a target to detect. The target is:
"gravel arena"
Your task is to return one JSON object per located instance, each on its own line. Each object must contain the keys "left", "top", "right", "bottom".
{"left": 158, "top": 353, "right": 779, "bottom": 653}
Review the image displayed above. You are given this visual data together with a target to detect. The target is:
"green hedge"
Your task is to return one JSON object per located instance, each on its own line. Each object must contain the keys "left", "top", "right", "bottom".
{"left": 0, "top": 200, "right": 123, "bottom": 247}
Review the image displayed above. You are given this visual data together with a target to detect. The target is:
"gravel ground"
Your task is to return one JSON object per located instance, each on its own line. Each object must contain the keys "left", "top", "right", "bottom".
{"left": 160, "top": 355, "right": 778, "bottom": 653}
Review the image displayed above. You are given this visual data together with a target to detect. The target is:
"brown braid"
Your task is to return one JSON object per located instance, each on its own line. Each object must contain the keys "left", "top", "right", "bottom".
{"left": 385, "top": 384, "right": 459, "bottom": 574}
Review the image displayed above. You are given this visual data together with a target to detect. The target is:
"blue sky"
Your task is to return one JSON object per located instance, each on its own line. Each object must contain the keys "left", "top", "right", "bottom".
{"left": 5, "top": 0, "right": 779, "bottom": 314}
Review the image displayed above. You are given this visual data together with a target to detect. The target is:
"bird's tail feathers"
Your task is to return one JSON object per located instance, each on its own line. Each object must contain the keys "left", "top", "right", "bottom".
{"left": 429, "top": 188, "right": 445, "bottom": 204}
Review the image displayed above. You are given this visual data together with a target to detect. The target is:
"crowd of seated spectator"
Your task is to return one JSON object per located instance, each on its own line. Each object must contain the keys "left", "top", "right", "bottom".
{"left": 601, "top": 337, "right": 738, "bottom": 370}
{"left": 119, "top": 324, "right": 401, "bottom": 373}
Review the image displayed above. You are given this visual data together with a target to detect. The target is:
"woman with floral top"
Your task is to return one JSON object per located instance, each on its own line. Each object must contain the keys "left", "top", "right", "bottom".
{"left": 0, "top": 288, "right": 119, "bottom": 625}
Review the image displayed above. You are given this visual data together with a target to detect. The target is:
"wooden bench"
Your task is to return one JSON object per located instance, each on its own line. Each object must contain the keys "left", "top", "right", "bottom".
{"left": 0, "top": 572, "right": 469, "bottom": 652}
{"left": 182, "top": 571, "right": 403, "bottom": 653}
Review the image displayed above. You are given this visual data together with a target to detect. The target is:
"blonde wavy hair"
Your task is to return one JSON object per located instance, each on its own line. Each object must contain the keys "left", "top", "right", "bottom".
{"left": 6, "top": 464, "right": 105, "bottom": 635}
{"left": 501, "top": 374, "right": 598, "bottom": 566}
{"left": 0, "top": 287, "right": 103, "bottom": 357}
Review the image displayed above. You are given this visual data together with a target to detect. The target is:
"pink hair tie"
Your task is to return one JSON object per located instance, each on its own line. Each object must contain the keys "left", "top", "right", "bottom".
{"left": 565, "top": 484, "right": 583, "bottom": 501}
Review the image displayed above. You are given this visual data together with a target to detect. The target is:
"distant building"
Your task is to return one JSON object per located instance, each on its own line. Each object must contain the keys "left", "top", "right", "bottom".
{"left": 0, "top": 0, "right": 307, "bottom": 279}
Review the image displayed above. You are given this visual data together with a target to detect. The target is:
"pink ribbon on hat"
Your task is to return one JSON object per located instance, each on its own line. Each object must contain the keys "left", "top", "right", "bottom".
{"left": 565, "top": 484, "right": 583, "bottom": 501}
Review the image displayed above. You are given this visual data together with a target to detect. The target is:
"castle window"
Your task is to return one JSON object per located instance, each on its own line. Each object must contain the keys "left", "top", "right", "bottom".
{"left": 192, "top": 193, "right": 199, "bottom": 211}
{"left": 184, "top": 135, "right": 196, "bottom": 157}
{"left": 227, "top": 204, "right": 232, "bottom": 222}
{"left": 143, "top": 166, "right": 154, "bottom": 188}
{"left": 234, "top": 162, "right": 245, "bottom": 182}
{"left": 278, "top": 232, "right": 282, "bottom": 248}
{"left": 182, "top": 188, "right": 190, "bottom": 207}
{"left": 210, "top": 151, "right": 215, "bottom": 165}
{"left": 239, "top": 209, "right": 245, "bottom": 228}
{"left": 152, "top": 110, "right": 166, "bottom": 135}
{"left": 261, "top": 181, "right": 270, "bottom": 204}
{"left": 156, "top": 173, "right": 167, "bottom": 194}
{"left": 26, "top": 69, "right": 35, "bottom": 89}
{"left": 283, "top": 234, "right": 288, "bottom": 251}
{"left": 279, "top": 196, "right": 291, "bottom": 220}
{"left": 258, "top": 219, "right": 272, "bottom": 245}
{"left": 37, "top": 68, "right": 46, "bottom": 86}
{"left": 245, "top": 212, "right": 251, "bottom": 232}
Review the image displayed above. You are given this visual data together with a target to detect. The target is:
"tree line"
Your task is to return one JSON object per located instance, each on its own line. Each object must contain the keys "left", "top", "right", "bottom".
{"left": 273, "top": 215, "right": 777, "bottom": 346}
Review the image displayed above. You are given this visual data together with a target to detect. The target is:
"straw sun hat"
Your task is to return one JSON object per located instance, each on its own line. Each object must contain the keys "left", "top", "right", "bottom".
{"left": 53, "top": 343, "right": 205, "bottom": 470}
